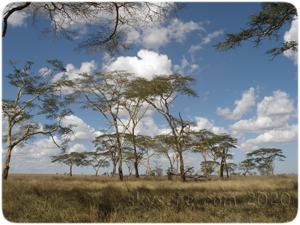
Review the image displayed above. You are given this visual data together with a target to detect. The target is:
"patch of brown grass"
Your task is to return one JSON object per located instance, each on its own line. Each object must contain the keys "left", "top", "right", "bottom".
{"left": 2, "top": 174, "right": 298, "bottom": 222}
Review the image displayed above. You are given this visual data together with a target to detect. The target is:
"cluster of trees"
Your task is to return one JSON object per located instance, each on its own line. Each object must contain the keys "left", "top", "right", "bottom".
{"left": 2, "top": 59, "right": 287, "bottom": 182}
{"left": 2, "top": 2, "right": 293, "bottom": 181}
{"left": 199, "top": 148, "right": 286, "bottom": 177}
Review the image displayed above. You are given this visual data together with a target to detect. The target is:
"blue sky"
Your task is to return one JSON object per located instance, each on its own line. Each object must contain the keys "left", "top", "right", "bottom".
{"left": 1, "top": 2, "right": 298, "bottom": 175}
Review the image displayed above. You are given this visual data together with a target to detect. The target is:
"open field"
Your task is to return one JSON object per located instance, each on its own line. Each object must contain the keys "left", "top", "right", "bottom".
{"left": 2, "top": 174, "right": 298, "bottom": 222}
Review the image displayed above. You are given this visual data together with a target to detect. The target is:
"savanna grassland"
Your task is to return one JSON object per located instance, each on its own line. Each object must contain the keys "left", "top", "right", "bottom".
{"left": 2, "top": 174, "right": 298, "bottom": 222}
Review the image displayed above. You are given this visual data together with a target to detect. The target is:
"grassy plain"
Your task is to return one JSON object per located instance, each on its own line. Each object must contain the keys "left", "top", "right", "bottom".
{"left": 2, "top": 174, "right": 298, "bottom": 222}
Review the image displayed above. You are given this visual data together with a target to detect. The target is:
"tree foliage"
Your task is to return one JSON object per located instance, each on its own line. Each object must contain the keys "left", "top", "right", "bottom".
{"left": 51, "top": 152, "right": 84, "bottom": 176}
{"left": 2, "top": 60, "right": 74, "bottom": 180}
{"left": 245, "top": 148, "right": 286, "bottom": 175}
{"left": 126, "top": 74, "right": 198, "bottom": 181}
{"left": 3, "top": 2, "right": 186, "bottom": 55}
{"left": 214, "top": 3, "right": 297, "bottom": 59}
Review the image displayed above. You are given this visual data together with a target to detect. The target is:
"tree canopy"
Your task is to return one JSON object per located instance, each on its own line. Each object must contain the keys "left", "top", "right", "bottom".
{"left": 213, "top": 3, "right": 297, "bottom": 59}
{"left": 3, "top": 2, "right": 186, "bottom": 55}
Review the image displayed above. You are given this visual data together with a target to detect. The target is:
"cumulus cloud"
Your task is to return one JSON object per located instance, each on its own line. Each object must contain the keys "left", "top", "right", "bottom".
{"left": 127, "top": 18, "right": 206, "bottom": 50}
{"left": 189, "top": 29, "right": 224, "bottom": 54}
{"left": 51, "top": 60, "right": 98, "bottom": 94}
{"left": 237, "top": 142, "right": 259, "bottom": 152}
{"left": 3, "top": 4, "right": 28, "bottom": 27}
{"left": 192, "top": 116, "right": 228, "bottom": 135}
{"left": 257, "top": 90, "right": 296, "bottom": 117}
{"left": 217, "top": 87, "right": 257, "bottom": 120}
{"left": 61, "top": 115, "right": 102, "bottom": 142}
{"left": 230, "top": 90, "right": 296, "bottom": 133}
{"left": 104, "top": 49, "right": 172, "bottom": 80}
{"left": 68, "top": 143, "right": 88, "bottom": 153}
{"left": 283, "top": 16, "right": 298, "bottom": 65}
{"left": 245, "top": 124, "right": 298, "bottom": 145}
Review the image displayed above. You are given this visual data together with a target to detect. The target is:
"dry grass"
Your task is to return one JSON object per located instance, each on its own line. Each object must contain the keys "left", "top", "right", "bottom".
{"left": 2, "top": 174, "right": 298, "bottom": 222}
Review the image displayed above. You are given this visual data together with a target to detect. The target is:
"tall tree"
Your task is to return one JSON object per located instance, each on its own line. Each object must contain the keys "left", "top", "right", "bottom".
{"left": 2, "top": 60, "right": 73, "bottom": 180}
{"left": 68, "top": 70, "right": 139, "bottom": 181}
{"left": 79, "top": 151, "right": 110, "bottom": 176}
{"left": 238, "top": 158, "right": 256, "bottom": 176}
{"left": 135, "top": 135, "right": 159, "bottom": 176}
{"left": 126, "top": 74, "right": 198, "bottom": 182}
{"left": 200, "top": 161, "right": 216, "bottom": 176}
{"left": 204, "top": 133, "right": 237, "bottom": 178}
{"left": 214, "top": 3, "right": 297, "bottom": 60}
{"left": 189, "top": 129, "right": 215, "bottom": 177}
{"left": 120, "top": 97, "right": 150, "bottom": 178}
{"left": 245, "top": 148, "right": 286, "bottom": 176}
{"left": 3, "top": 2, "right": 186, "bottom": 55}
{"left": 155, "top": 134, "right": 178, "bottom": 174}
{"left": 92, "top": 133, "right": 121, "bottom": 177}
{"left": 51, "top": 152, "right": 84, "bottom": 176}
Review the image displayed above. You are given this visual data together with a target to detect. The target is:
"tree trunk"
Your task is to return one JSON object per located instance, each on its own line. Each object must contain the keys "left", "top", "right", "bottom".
{"left": 132, "top": 132, "right": 139, "bottom": 178}
{"left": 2, "top": 146, "right": 12, "bottom": 180}
{"left": 226, "top": 165, "right": 229, "bottom": 178}
{"left": 112, "top": 162, "right": 117, "bottom": 176}
{"left": 179, "top": 152, "right": 186, "bottom": 182}
{"left": 114, "top": 119, "right": 123, "bottom": 181}
{"left": 219, "top": 163, "right": 224, "bottom": 178}
{"left": 167, "top": 169, "right": 172, "bottom": 180}
{"left": 203, "top": 154, "right": 207, "bottom": 177}
{"left": 70, "top": 165, "right": 73, "bottom": 176}
{"left": 2, "top": 129, "right": 12, "bottom": 180}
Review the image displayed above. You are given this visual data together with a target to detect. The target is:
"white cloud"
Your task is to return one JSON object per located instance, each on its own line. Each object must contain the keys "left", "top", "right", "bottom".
{"left": 173, "top": 55, "right": 201, "bottom": 75}
{"left": 128, "top": 18, "right": 206, "bottom": 50}
{"left": 39, "top": 67, "right": 52, "bottom": 77}
{"left": 245, "top": 124, "right": 298, "bottom": 145}
{"left": 192, "top": 117, "right": 228, "bottom": 135}
{"left": 257, "top": 90, "right": 296, "bottom": 117}
{"left": 189, "top": 29, "right": 224, "bottom": 54}
{"left": 51, "top": 60, "right": 98, "bottom": 94}
{"left": 230, "top": 90, "right": 296, "bottom": 133}
{"left": 3, "top": 4, "right": 28, "bottom": 27}
{"left": 283, "top": 16, "right": 298, "bottom": 65}
{"left": 217, "top": 87, "right": 257, "bottom": 120}
{"left": 104, "top": 49, "right": 172, "bottom": 80}
{"left": 61, "top": 115, "right": 102, "bottom": 142}
{"left": 237, "top": 142, "right": 259, "bottom": 152}
{"left": 68, "top": 144, "right": 88, "bottom": 153}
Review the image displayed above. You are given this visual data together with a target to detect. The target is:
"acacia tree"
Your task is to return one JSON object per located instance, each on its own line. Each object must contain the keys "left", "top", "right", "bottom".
{"left": 3, "top": 2, "right": 185, "bottom": 55}
{"left": 120, "top": 97, "right": 150, "bottom": 178}
{"left": 2, "top": 60, "right": 73, "bottom": 180}
{"left": 126, "top": 74, "right": 198, "bottom": 182}
{"left": 245, "top": 148, "right": 286, "bottom": 176}
{"left": 92, "top": 133, "right": 121, "bottom": 177}
{"left": 239, "top": 158, "right": 256, "bottom": 176}
{"left": 204, "top": 133, "right": 237, "bottom": 178}
{"left": 135, "top": 135, "right": 160, "bottom": 176}
{"left": 79, "top": 151, "right": 110, "bottom": 176}
{"left": 200, "top": 161, "right": 216, "bottom": 176}
{"left": 189, "top": 129, "right": 215, "bottom": 177}
{"left": 68, "top": 70, "right": 142, "bottom": 181}
{"left": 155, "top": 134, "right": 179, "bottom": 175}
{"left": 214, "top": 3, "right": 297, "bottom": 59}
{"left": 51, "top": 152, "right": 84, "bottom": 176}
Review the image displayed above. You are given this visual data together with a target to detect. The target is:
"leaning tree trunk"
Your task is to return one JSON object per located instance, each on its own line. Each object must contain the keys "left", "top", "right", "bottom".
{"left": 3, "top": 131, "right": 12, "bottom": 180}
{"left": 132, "top": 135, "right": 139, "bottom": 178}
{"left": 2, "top": 145, "right": 12, "bottom": 180}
